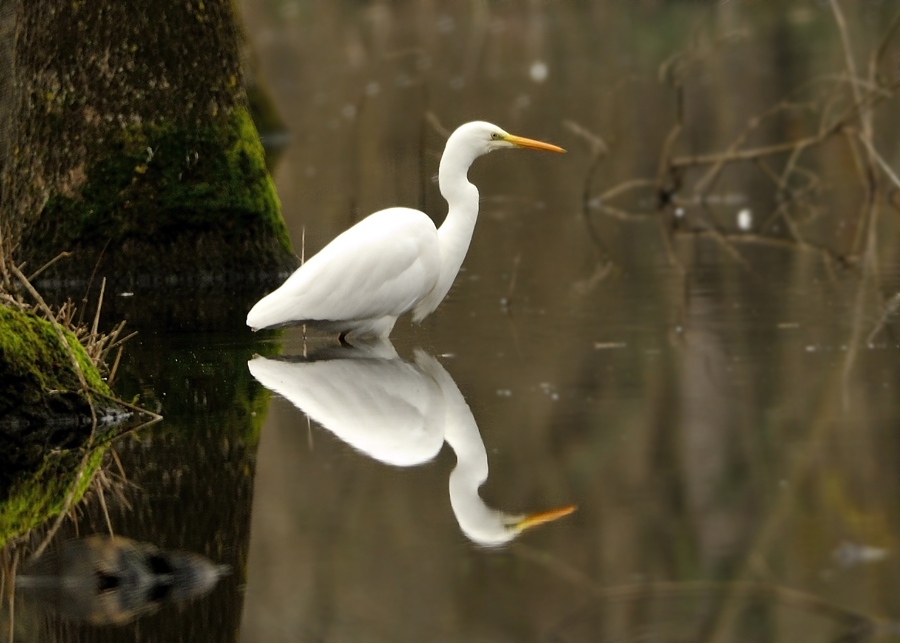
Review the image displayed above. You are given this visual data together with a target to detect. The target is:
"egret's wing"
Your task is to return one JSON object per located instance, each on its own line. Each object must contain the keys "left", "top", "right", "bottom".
{"left": 248, "top": 355, "right": 445, "bottom": 466}
{"left": 248, "top": 208, "right": 440, "bottom": 328}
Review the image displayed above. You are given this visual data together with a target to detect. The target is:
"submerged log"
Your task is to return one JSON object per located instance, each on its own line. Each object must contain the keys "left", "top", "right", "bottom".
{"left": 15, "top": 536, "right": 229, "bottom": 624}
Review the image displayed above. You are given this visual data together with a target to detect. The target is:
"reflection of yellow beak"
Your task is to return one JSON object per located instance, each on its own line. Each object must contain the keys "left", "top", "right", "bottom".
{"left": 514, "top": 504, "right": 577, "bottom": 532}
{"left": 504, "top": 134, "right": 566, "bottom": 154}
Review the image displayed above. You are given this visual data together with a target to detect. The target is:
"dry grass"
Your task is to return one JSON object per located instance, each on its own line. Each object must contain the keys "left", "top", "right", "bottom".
{"left": 0, "top": 241, "right": 160, "bottom": 628}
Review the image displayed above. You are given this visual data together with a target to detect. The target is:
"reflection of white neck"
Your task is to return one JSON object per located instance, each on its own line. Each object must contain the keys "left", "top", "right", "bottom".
{"left": 417, "top": 355, "right": 523, "bottom": 546}
{"left": 248, "top": 343, "right": 571, "bottom": 546}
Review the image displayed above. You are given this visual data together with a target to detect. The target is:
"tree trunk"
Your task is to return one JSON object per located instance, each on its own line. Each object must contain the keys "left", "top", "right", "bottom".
{"left": 0, "top": 0, "right": 297, "bottom": 299}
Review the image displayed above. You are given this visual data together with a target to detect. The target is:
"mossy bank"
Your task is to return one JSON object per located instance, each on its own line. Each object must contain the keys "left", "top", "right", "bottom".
{"left": 0, "top": 305, "right": 111, "bottom": 422}
{"left": 0, "top": 445, "right": 106, "bottom": 545}
{"left": 0, "top": 305, "right": 119, "bottom": 543}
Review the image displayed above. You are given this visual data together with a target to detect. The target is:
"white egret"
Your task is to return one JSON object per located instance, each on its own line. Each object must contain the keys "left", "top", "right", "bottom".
{"left": 246, "top": 121, "right": 565, "bottom": 339}
{"left": 247, "top": 344, "right": 575, "bottom": 546}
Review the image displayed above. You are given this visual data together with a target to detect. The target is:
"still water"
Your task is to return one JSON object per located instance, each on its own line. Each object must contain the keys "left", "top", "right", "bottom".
{"left": 8, "top": 1, "right": 900, "bottom": 641}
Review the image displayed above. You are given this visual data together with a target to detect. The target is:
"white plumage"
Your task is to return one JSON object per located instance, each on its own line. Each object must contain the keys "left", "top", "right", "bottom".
{"left": 246, "top": 121, "right": 564, "bottom": 339}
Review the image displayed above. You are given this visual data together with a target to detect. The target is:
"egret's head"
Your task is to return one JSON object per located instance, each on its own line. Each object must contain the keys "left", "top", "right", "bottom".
{"left": 461, "top": 504, "right": 578, "bottom": 547}
{"left": 503, "top": 504, "right": 577, "bottom": 539}
{"left": 449, "top": 121, "right": 566, "bottom": 159}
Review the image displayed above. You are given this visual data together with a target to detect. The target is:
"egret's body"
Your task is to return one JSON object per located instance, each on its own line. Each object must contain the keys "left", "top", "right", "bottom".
{"left": 247, "top": 344, "right": 574, "bottom": 546}
{"left": 246, "top": 122, "right": 564, "bottom": 338}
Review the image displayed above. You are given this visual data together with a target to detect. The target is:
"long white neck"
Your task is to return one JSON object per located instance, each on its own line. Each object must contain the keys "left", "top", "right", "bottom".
{"left": 412, "top": 139, "right": 481, "bottom": 321}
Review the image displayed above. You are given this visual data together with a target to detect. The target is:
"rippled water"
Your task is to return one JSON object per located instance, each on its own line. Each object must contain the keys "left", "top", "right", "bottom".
{"left": 7, "top": 1, "right": 900, "bottom": 642}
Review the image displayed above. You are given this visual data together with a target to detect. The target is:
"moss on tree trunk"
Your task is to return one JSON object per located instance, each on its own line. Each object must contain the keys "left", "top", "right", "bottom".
{"left": 1, "top": 0, "right": 297, "bottom": 289}
{"left": 21, "top": 107, "right": 295, "bottom": 287}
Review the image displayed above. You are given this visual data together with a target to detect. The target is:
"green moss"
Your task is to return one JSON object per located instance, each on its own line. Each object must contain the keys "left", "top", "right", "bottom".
{"left": 236, "top": 338, "right": 282, "bottom": 445}
{"left": 113, "top": 330, "right": 283, "bottom": 446}
{"left": 0, "top": 306, "right": 118, "bottom": 544}
{"left": 0, "top": 305, "right": 109, "bottom": 416}
{"left": 0, "top": 446, "right": 105, "bottom": 545}
{"left": 34, "top": 106, "right": 293, "bottom": 259}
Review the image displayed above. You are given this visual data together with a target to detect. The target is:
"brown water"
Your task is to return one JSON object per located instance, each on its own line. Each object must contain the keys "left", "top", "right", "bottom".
{"left": 7, "top": 1, "right": 900, "bottom": 642}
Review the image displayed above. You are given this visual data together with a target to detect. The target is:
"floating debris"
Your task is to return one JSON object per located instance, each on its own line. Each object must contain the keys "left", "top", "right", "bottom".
{"left": 529, "top": 61, "right": 549, "bottom": 83}
{"left": 539, "top": 382, "right": 559, "bottom": 401}
{"left": 833, "top": 541, "right": 890, "bottom": 568}
{"left": 15, "top": 536, "right": 230, "bottom": 625}
{"left": 593, "top": 341, "right": 626, "bottom": 350}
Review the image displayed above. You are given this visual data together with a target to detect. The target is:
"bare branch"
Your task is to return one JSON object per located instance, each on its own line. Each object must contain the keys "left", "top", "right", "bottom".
{"left": 858, "top": 134, "right": 900, "bottom": 191}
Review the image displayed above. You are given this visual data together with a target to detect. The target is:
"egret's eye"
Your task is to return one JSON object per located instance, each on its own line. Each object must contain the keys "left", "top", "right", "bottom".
{"left": 491, "top": 132, "right": 502, "bottom": 140}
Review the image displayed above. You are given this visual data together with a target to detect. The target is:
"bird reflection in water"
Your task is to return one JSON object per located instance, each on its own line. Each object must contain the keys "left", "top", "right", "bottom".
{"left": 14, "top": 535, "right": 229, "bottom": 625}
{"left": 248, "top": 342, "right": 575, "bottom": 546}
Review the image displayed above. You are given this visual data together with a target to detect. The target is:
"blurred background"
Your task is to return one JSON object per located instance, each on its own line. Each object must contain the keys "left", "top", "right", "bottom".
{"left": 8, "top": 1, "right": 900, "bottom": 642}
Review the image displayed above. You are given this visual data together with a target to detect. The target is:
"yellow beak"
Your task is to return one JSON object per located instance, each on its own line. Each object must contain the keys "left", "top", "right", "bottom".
{"left": 505, "top": 134, "right": 566, "bottom": 153}
{"left": 514, "top": 504, "right": 577, "bottom": 532}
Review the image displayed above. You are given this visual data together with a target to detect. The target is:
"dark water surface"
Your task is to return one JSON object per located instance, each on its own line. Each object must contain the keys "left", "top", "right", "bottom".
{"left": 7, "top": 1, "right": 900, "bottom": 641}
